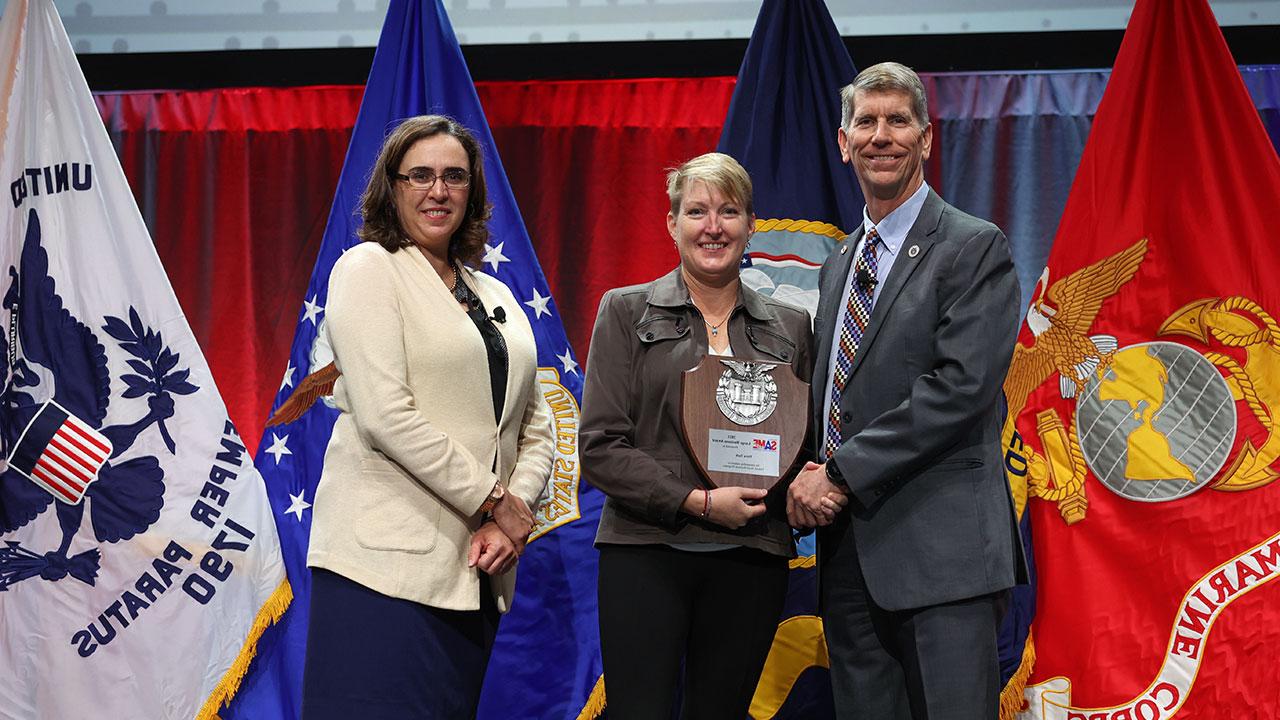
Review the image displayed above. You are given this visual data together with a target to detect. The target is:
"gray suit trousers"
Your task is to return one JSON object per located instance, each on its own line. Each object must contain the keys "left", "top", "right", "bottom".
{"left": 821, "top": 519, "right": 1008, "bottom": 720}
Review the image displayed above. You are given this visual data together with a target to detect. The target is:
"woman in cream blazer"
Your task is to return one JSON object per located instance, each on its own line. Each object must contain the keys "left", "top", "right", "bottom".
{"left": 302, "top": 115, "right": 554, "bottom": 720}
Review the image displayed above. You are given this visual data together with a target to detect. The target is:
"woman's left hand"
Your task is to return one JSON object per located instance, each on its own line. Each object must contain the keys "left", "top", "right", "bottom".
{"left": 492, "top": 493, "right": 535, "bottom": 551}
{"left": 468, "top": 521, "right": 519, "bottom": 575}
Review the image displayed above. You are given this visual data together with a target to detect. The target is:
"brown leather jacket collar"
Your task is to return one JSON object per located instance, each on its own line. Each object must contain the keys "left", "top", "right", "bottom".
{"left": 643, "top": 267, "right": 775, "bottom": 323}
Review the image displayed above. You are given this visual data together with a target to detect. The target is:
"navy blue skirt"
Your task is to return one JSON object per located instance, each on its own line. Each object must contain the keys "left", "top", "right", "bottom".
{"left": 301, "top": 567, "right": 499, "bottom": 720}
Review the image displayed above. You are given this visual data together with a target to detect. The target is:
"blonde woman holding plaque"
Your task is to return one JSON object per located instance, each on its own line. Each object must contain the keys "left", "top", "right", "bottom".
{"left": 581, "top": 152, "right": 825, "bottom": 720}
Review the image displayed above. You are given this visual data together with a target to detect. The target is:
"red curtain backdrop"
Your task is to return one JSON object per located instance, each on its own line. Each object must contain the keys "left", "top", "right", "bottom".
{"left": 97, "top": 79, "right": 736, "bottom": 453}
{"left": 483, "top": 77, "right": 736, "bottom": 356}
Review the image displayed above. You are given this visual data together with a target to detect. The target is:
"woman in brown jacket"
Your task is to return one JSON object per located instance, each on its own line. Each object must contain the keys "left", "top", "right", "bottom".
{"left": 580, "top": 152, "right": 821, "bottom": 719}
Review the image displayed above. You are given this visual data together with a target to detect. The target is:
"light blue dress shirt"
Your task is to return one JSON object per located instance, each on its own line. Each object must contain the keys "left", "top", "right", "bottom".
{"left": 821, "top": 181, "right": 931, "bottom": 457}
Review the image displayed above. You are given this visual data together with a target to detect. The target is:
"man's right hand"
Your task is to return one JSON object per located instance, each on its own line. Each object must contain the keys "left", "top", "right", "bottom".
{"left": 787, "top": 461, "right": 849, "bottom": 528}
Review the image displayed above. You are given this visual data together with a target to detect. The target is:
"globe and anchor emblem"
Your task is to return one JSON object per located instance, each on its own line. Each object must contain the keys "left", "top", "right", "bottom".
{"left": 1076, "top": 341, "right": 1236, "bottom": 502}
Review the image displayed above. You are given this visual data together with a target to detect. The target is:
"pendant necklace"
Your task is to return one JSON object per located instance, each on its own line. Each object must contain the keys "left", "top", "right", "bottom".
{"left": 703, "top": 314, "right": 729, "bottom": 337}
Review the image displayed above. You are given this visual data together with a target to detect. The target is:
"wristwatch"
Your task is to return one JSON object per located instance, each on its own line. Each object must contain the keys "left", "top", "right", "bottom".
{"left": 479, "top": 482, "right": 506, "bottom": 514}
{"left": 825, "top": 459, "right": 848, "bottom": 490}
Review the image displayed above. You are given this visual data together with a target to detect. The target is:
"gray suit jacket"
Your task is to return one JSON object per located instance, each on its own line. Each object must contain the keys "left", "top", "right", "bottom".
{"left": 812, "top": 189, "right": 1027, "bottom": 612}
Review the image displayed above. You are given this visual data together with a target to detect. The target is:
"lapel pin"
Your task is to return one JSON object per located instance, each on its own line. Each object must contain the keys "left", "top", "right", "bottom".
{"left": 908, "top": 244, "right": 920, "bottom": 258}
{"left": 840, "top": 244, "right": 849, "bottom": 255}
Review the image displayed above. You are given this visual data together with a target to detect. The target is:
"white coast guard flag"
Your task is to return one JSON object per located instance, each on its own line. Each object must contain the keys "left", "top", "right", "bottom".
{"left": 0, "top": 1, "right": 288, "bottom": 718}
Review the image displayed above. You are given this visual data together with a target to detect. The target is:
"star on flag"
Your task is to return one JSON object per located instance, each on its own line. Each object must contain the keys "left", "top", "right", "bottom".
{"left": 483, "top": 242, "right": 511, "bottom": 272}
{"left": 557, "top": 348, "right": 578, "bottom": 375}
{"left": 302, "top": 295, "right": 324, "bottom": 325}
{"left": 524, "top": 288, "right": 552, "bottom": 319}
{"left": 264, "top": 433, "right": 292, "bottom": 465}
{"left": 284, "top": 490, "right": 312, "bottom": 521}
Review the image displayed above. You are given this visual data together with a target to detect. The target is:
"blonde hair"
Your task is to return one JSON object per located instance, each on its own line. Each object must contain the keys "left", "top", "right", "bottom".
{"left": 666, "top": 152, "right": 754, "bottom": 216}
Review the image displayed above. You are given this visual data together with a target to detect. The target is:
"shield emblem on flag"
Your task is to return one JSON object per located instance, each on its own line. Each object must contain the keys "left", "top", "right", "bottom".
{"left": 7, "top": 400, "right": 112, "bottom": 504}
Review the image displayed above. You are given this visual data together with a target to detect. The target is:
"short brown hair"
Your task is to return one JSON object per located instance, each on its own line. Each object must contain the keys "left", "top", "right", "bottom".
{"left": 666, "top": 152, "right": 754, "bottom": 216}
{"left": 357, "top": 115, "right": 491, "bottom": 265}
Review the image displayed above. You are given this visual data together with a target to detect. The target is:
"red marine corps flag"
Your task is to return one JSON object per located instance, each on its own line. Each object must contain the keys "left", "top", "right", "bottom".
{"left": 1002, "top": 0, "right": 1280, "bottom": 718}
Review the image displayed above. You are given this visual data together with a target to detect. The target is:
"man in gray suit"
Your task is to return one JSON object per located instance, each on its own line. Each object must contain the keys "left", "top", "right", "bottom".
{"left": 786, "top": 62, "right": 1026, "bottom": 719}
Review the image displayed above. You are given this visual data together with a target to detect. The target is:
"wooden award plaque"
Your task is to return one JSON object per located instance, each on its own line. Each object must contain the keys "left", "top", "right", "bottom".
{"left": 679, "top": 356, "right": 809, "bottom": 491}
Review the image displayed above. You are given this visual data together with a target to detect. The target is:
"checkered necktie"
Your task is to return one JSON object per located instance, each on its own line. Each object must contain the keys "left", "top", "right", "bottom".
{"left": 825, "top": 228, "right": 880, "bottom": 458}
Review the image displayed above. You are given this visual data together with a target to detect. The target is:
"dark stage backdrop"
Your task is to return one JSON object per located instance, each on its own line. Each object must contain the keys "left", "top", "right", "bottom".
{"left": 95, "top": 67, "right": 1280, "bottom": 452}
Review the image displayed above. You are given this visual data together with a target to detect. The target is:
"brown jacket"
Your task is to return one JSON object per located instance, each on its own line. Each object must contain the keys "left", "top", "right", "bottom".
{"left": 581, "top": 268, "right": 813, "bottom": 557}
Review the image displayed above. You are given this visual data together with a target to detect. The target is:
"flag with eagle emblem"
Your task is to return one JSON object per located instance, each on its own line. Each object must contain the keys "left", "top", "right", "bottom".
{"left": 0, "top": 1, "right": 287, "bottom": 717}
{"left": 1003, "top": 0, "right": 1280, "bottom": 717}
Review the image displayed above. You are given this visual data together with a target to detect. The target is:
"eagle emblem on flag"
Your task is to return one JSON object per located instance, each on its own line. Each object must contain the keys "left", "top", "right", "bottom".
{"left": 1003, "top": 235, "right": 1280, "bottom": 528}
{"left": 0, "top": 209, "right": 198, "bottom": 589}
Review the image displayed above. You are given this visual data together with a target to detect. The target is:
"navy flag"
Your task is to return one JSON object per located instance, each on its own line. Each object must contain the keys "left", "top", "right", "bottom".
{"left": 716, "top": 1, "right": 860, "bottom": 717}
{"left": 223, "top": 1, "right": 602, "bottom": 717}
{"left": 719, "top": 0, "right": 862, "bottom": 322}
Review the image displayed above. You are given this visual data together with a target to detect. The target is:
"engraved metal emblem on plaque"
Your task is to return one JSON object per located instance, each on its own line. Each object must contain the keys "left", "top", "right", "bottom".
{"left": 681, "top": 356, "right": 809, "bottom": 490}
{"left": 715, "top": 360, "right": 779, "bottom": 426}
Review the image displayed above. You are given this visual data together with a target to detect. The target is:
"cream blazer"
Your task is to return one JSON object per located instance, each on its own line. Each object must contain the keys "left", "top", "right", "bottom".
{"left": 307, "top": 241, "right": 554, "bottom": 613}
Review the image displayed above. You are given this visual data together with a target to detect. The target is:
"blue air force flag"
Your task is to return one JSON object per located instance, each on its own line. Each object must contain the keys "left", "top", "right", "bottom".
{"left": 225, "top": 1, "right": 601, "bottom": 718}
{"left": 0, "top": 1, "right": 288, "bottom": 717}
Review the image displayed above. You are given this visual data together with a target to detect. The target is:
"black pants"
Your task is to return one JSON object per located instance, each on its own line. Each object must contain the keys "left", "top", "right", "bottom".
{"left": 820, "top": 544, "right": 1008, "bottom": 720}
{"left": 597, "top": 543, "right": 790, "bottom": 720}
{"left": 301, "top": 567, "right": 499, "bottom": 720}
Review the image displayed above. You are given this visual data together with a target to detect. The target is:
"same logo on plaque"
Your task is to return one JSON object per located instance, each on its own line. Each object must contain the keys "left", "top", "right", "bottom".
{"left": 681, "top": 358, "right": 809, "bottom": 491}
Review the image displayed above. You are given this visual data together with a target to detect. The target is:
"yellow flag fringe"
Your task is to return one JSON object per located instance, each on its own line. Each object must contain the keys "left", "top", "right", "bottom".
{"left": 575, "top": 674, "right": 607, "bottom": 720}
{"left": 197, "top": 578, "right": 294, "bottom": 720}
{"left": 999, "top": 628, "right": 1036, "bottom": 720}
{"left": 754, "top": 218, "right": 847, "bottom": 241}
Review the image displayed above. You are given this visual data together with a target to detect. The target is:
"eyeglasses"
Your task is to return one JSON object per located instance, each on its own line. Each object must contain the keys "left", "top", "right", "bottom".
{"left": 392, "top": 167, "right": 471, "bottom": 190}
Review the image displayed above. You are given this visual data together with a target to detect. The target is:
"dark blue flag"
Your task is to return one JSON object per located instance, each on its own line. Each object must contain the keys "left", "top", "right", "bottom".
{"left": 716, "top": 2, "right": 859, "bottom": 717}
{"left": 223, "top": 1, "right": 602, "bottom": 717}
{"left": 718, "top": 0, "right": 861, "bottom": 350}
{"left": 719, "top": 0, "right": 862, "bottom": 236}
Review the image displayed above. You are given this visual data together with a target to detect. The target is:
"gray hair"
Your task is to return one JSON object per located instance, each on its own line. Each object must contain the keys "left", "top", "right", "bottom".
{"left": 839, "top": 61, "right": 929, "bottom": 131}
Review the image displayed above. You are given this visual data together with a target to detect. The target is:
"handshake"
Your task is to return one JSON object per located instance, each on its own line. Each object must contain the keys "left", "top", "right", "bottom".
{"left": 678, "top": 460, "right": 852, "bottom": 530}
{"left": 785, "top": 461, "right": 849, "bottom": 528}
